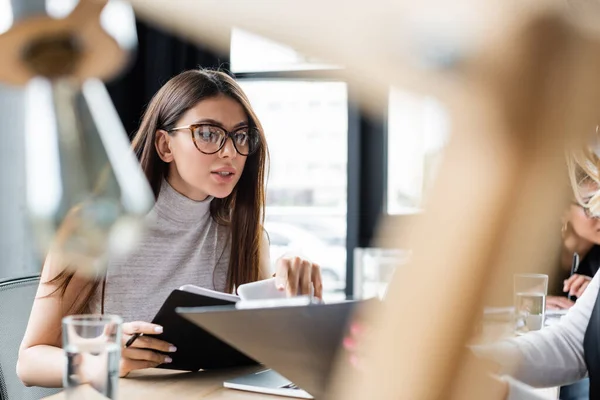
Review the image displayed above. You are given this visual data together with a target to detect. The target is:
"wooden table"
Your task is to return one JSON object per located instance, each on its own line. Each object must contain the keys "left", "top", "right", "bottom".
{"left": 43, "top": 355, "right": 558, "bottom": 400}
{"left": 43, "top": 366, "right": 290, "bottom": 400}
{"left": 42, "top": 361, "right": 559, "bottom": 400}
{"left": 44, "top": 318, "right": 560, "bottom": 400}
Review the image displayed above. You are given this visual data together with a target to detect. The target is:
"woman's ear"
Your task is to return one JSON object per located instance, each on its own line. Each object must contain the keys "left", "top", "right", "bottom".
{"left": 561, "top": 208, "right": 573, "bottom": 238}
{"left": 155, "top": 130, "right": 174, "bottom": 163}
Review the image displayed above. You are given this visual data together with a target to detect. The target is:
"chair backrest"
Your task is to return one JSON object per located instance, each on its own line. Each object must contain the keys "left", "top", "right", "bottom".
{"left": 0, "top": 275, "right": 60, "bottom": 400}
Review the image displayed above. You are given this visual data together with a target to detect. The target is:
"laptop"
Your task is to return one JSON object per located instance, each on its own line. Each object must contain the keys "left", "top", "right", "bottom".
{"left": 223, "top": 368, "right": 312, "bottom": 399}
{"left": 177, "top": 300, "right": 369, "bottom": 399}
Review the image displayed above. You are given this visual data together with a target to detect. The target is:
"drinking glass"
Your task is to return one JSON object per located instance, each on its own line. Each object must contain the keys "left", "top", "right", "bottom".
{"left": 514, "top": 274, "right": 548, "bottom": 335}
{"left": 63, "top": 314, "right": 122, "bottom": 399}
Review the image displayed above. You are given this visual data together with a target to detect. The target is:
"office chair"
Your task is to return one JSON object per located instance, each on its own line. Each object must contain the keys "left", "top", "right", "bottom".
{"left": 0, "top": 275, "right": 60, "bottom": 400}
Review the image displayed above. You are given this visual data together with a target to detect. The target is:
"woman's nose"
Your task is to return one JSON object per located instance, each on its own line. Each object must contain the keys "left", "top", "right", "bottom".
{"left": 218, "top": 137, "right": 237, "bottom": 158}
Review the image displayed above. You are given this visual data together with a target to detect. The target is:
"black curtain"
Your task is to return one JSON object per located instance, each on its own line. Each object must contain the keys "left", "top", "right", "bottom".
{"left": 106, "top": 19, "right": 230, "bottom": 138}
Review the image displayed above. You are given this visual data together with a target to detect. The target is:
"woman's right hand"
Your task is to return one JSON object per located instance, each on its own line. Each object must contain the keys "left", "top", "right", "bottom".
{"left": 563, "top": 273, "right": 592, "bottom": 299}
{"left": 120, "top": 322, "right": 177, "bottom": 377}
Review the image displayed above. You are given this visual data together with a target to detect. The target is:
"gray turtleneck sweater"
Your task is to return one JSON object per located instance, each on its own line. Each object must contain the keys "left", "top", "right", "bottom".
{"left": 90, "top": 180, "right": 232, "bottom": 323}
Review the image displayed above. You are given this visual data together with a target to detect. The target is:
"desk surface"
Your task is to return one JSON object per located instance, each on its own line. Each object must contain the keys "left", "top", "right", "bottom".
{"left": 42, "top": 366, "right": 289, "bottom": 400}
{"left": 42, "top": 357, "right": 558, "bottom": 400}
{"left": 44, "top": 318, "right": 560, "bottom": 400}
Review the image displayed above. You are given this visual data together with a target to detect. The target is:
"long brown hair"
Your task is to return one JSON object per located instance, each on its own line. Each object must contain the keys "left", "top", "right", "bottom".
{"left": 48, "top": 69, "right": 268, "bottom": 313}
{"left": 132, "top": 69, "right": 268, "bottom": 292}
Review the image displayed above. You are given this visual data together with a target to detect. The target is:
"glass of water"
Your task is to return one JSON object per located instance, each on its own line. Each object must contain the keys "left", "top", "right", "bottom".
{"left": 63, "top": 314, "right": 122, "bottom": 399}
{"left": 352, "top": 247, "right": 411, "bottom": 300}
{"left": 514, "top": 274, "right": 548, "bottom": 335}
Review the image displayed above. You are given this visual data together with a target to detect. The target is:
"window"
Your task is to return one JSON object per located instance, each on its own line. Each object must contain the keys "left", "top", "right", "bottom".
{"left": 267, "top": 230, "right": 291, "bottom": 247}
{"left": 387, "top": 88, "right": 450, "bottom": 214}
{"left": 230, "top": 28, "right": 340, "bottom": 73}
{"left": 0, "top": 0, "right": 12, "bottom": 34}
{"left": 238, "top": 79, "right": 348, "bottom": 297}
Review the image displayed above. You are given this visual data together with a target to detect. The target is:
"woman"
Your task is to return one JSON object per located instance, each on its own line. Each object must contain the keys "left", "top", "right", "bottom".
{"left": 547, "top": 152, "right": 600, "bottom": 310}
{"left": 16, "top": 69, "right": 323, "bottom": 387}
{"left": 544, "top": 152, "right": 600, "bottom": 399}
{"left": 475, "top": 145, "right": 600, "bottom": 399}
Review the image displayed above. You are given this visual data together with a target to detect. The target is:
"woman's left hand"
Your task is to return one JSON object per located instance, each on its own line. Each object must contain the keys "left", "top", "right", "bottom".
{"left": 546, "top": 295, "right": 575, "bottom": 310}
{"left": 274, "top": 256, "right": 323, "bottom": 299}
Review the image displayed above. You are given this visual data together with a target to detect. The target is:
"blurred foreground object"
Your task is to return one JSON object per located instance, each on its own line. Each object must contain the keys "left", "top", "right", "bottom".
{"left": 3, "top": 0, "right": 600, "bottom": 397}
{"left": 125, "top": 0, "right": 600, "bottom": 398}
{"left": 0, "top": 0, "right": 153, "bottom": 276}
{"left": 0, "top": 0, "right": 135, "bottom": 85}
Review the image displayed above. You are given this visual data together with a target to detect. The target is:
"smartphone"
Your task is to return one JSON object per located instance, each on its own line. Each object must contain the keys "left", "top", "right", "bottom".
{"left": 235, "top": 295, "right": 320, "bottom": 309}
{"left": 237, "top": 278, "right": 287, "bottom": 301}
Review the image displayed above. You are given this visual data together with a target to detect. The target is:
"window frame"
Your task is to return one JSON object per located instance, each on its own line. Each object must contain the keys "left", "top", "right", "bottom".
{"left": 230, "top": 42, "right": 388, "bottom": 299}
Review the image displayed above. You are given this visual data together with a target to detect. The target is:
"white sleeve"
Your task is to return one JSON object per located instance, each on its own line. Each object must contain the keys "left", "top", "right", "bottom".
{"left": 474, "top": 272, "right": 600, "bottom": 388}
{"left": 502, "top": 376, "right": 557, "bottom": 400}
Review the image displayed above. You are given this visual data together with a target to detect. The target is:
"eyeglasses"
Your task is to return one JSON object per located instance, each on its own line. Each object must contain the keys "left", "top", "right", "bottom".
{"left": 573, "top": 202, "right": 600, "bottom": 219}
{"left": 583, "top": 206, "right": 600, "bottom": 219}
{"left": 168, "top": 123, "right": 260, "bottom": 156}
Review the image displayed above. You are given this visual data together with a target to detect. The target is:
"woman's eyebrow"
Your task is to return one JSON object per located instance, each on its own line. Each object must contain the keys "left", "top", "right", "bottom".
{"left": 191, "top": 118, "right": 248, "bottom": 128}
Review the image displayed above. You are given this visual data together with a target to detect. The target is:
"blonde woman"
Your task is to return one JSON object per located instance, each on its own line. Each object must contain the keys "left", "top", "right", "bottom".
{"left": 547, "top": 149, "right": 600, "bottom": 310}
{"left": 477, "top": 145, "right": 600, "bottom": 399}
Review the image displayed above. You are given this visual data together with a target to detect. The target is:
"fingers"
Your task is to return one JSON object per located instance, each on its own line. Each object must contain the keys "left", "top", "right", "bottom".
{"left": 120, "top": 347, "right": 173, "bottom": 378}
{"left": 558, "top": 298, "right": 574, "bottom": 309}
{"left": 286, "top": 258, "right": 301, "bottom": 297}
{"left": 276, "top": 257, "right": 300, "bottom": 297}
{"left": 567, "top": 276, "right": 584, "bottom": 296}
{"left": 126, "top": 335, "right": 177, "bottom": 353}
{"left": 563, "top": 274, "right": 577, "bottom": 291}
{"left": 119, "top": 321, "right": 175, "bottom": 378}
{"left": 563, "top": 274, "right": 590, "bottom": 291}
{"left": 343, "top": 322, "right": 368, "bottom": 371}
{"left": 122, "top": 321, "right": 163, "bottom": 336}
{"left": 122, "top": 321, "right": 176, "bottom": 355}
{"left": 546, "top": 296, "right": 575, "bottom": 310}
{"left": 350, "top": 322, "right": 365, "bottom": 336}
{"left": 343, "top": 336, "right": 357, "bottom": 351}
{"left": 299, "top": 260, "right": 312, "bottom": 295}
{"left": 574, "top": 280, "right": 591, "bottom": 298}
{"left": 275, "top": 257, "right": 324, "bottom": 298}
{"left": 546, "top": 299, "right": 560, "bottom": 310}
{"left": 123, "top": 347, "right": 172, "bottom": 365}
{"left": 274, "top": 260, "right": 289, "bottom": 292}
{"left": 555, "top": 297, "right": 574, "bottom": 309}
{"left": 120, "top": 359, "right": 162, "bottom": 378}
{"left": 312, "top": 263, "right": 323, "bottom": 299}
{"left": 563, "top": 274, "right": 580, "bottom": 292}
{"left": 566, "top": 275, "right": 591, "bottom": 298}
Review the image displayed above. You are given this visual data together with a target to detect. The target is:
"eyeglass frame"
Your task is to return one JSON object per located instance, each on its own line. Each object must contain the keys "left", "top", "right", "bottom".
{"left": 572, "top": 201, "right": 600, "bottom": 219}
{"left": 167, "top": 123, "right": 260, "bottom": 156}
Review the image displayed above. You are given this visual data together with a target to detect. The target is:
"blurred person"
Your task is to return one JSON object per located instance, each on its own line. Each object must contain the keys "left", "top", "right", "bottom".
{"left": 546, "top": 155, "right": 600, "bottom": 311}
{"left": 547, "top": 151, "right": 600, "bottom": 399}
{"left": 475, "top": 144, "right": 600, "bottom": 399}
{"left": 343, "top": 144, "right": 600, "bottom": 399}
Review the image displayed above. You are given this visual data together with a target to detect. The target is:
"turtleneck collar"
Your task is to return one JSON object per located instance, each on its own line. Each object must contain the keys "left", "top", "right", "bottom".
{"left": 152, "top": 179, "right": 214, "bottom": 225}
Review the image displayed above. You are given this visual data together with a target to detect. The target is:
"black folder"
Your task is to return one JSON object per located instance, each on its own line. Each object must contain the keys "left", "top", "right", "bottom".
{"left": 144, "top": 289, "right": 258, "bottom": 371}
